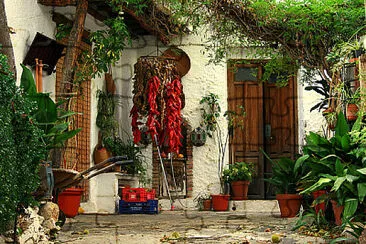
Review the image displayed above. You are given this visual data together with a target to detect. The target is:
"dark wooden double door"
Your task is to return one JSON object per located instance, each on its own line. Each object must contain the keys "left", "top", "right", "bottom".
{"left": 227, "top": 62, "right": 298, "bottom": 199}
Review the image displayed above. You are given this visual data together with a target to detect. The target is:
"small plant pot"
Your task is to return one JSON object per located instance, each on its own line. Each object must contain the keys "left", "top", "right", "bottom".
{"left": 58, "top": 188, "right": 84, "bottom": 218}
{"left": 331, "top": 200, "right": 344, "bottom": 226}
{"left": 346, "top": 103, "right": 359, "bottom": 122}
{"left": 211, "top": 194, "right": 230, "bottom": 211}
{"left": 202, "top": 199, "right": 212, "bottom": 211}
{"left": 312, "top": 190, "right": 327, "bottom": 214}
{"left": 231, "top": 181, "right": 250, "bottom": 200}
{"left": 276, "top": 194, "right": 302, "bottom": 218}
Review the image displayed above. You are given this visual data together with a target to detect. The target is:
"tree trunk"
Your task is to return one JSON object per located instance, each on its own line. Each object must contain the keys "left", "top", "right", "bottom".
{"left": 60, "top": 0, "right": 88, "bottom": 93}
{"left": 0, "top": 0, "right": 16, "bottom": 77}
{"left": 52, "top": 0, "right": 88, "bottom": 167}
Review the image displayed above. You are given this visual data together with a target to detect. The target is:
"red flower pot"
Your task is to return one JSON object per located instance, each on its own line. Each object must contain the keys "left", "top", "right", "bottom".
{"left": 276, "top": 194, "right": 302, "bottom": 218}
{"left": 331, "top": 200, "right": 344, "bottom": 226}
{"left": 231, "top": 181, "right": 250, "bottom": 200}
{"left": 312, "top": 190, "right": 326, "bottom": 214}
{"left": 202, "top": 199, "right": 212, "bottom": 211}
{"left": 211, "top": 194, "right": 230, "bottom": 211}
{"left": 58, "top": 188, "right": 84, "bottom": 218}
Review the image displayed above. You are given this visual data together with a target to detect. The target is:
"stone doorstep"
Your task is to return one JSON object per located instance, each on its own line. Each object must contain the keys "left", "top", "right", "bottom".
{"left": 159, "top": 199, "right": 280, "bottom": 213}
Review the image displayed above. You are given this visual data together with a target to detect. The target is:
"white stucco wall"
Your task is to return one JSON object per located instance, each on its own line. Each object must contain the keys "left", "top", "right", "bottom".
{"left": 4, "top": 1, "right": 326, "bottom": 212}
{"left": 4, "top": 0, "right": 56, "bottom": 93}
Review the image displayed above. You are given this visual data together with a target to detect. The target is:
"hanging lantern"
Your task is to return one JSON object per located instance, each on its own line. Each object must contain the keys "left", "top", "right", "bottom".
{"left": 191, "top": 127, "right": 207, "bottom": 147}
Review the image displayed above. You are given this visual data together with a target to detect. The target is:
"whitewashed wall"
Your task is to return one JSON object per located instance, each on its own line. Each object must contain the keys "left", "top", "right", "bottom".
{"left": 5, "top": 1, "right": 325, "bottom": 212}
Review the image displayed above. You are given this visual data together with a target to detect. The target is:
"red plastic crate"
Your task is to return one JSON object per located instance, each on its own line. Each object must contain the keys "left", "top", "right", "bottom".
{"left": 121, "top": 188, "right": 156, "bottom": 202}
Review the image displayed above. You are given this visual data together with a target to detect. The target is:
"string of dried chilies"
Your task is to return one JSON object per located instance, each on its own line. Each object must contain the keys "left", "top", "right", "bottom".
{"left": 130, "top": 56, "right": 184, "bottom": 155}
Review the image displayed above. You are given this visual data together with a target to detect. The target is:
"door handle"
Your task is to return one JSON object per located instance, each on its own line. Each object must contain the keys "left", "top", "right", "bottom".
{"left": 265, "top": 124, "right": 271, "bottom": 138}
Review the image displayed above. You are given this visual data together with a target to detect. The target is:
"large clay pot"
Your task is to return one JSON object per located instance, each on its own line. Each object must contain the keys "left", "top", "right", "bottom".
{"left": 231, "top": 181, "right": 250, "bottom": 200}
{"left": 346, "top": 103, "right": 359, "bottom": 121}
{"left": 276, "top": 194, "right": 302, "bottom": 218}
{"left": 94, "top": 145, "right": 111, "bottom": 164}
{"left": 312, "top": 190, "right": 327, "bottom": 214}
{"left": 58, "top": 188, "right": 84, "bottom": 218}
{"left": 211, "top": 194, "right": 230, "bottom": 211}
{"left": 331, "top": 200, "right": 344, "bottom": 226}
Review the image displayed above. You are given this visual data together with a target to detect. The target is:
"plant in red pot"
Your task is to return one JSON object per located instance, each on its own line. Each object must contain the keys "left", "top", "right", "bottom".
{"left": 223, "top": 161, "right": 254, "bottom": 200}
{"left": 263, "top": 152, "right": 304, "bottom": 218}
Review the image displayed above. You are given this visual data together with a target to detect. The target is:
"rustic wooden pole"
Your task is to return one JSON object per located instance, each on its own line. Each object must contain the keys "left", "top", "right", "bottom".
{"left": 51, "top": 0, "right": 88, "bottom": 167}
{"left": 60, "top": 0, "right": 88, "bottom": 94}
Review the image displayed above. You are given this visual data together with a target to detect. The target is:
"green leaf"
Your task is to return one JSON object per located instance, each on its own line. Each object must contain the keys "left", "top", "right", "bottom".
{"left": 343, "top": 198, "right": 358, "bottom": 221}
{"left": 335, "top": 159, "right": 344, "bottom": 177}
{"left": 335, "top": 112, "right": 349, "bottom": 137}
{"left": 300, "top": 178, "right": 332, "bottom": 195}
{"left": 351, "top": 115, "right": 362, "bottom": 131}
{"left": 294, "top": 155, "right": 309, "bottom": 173}
{"left": 341, "top": 135, "right": 350, "bottom": 152}
{"left": 20, "top": 64, "right": 37, "bottom": 95}
{"left": 53, "top": 128, "right": 81, "bottom": 146}
{"left": 357, "top": 168, "right": 366, "bottom": 175}
{"left": 32, "top": 93, "right": 57, "bottom": 124}
{"left": 357, "top": 183, "right": 366, "bottom": 202}
{"left": 331, "top": 176, "right": 345, "bottom": 192}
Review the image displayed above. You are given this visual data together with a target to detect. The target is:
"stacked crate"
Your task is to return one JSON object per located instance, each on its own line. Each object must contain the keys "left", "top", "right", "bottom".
{"left": 119, "top": 187, "right": 158, "bottom": 214}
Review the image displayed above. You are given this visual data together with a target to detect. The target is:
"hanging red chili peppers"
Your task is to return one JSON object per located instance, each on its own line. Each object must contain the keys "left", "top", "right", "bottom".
{"left": 146, "top": 75, "right": 161, "bottom": 138}
{"left": 130, "top": 57, "right": 184, "bottom": 155}
{"left": 161, "top": 77, "right": 183, "bottom": 154}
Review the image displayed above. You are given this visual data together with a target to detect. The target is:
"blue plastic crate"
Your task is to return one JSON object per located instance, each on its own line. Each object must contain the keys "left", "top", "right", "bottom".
{"left": 119, "top": 199, "right": 158, "bottom": 214}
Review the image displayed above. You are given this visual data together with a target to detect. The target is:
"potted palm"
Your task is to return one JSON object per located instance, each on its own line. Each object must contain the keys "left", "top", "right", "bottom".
{"left": 223, "top": 162, "right": 254, "bottom": 200}
{"left": 263, "top": 151, "right": 304, "bottom": 218}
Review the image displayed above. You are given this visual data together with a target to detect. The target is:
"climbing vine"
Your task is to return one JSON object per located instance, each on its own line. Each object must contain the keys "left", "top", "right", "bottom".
{"left": 162, "top": 0, "right": 365, "bottom": 85}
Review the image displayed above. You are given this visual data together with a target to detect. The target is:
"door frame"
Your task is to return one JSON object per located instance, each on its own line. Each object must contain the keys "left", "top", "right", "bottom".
{"left": 227, "top": 59, "right": 299, "bottom": 199}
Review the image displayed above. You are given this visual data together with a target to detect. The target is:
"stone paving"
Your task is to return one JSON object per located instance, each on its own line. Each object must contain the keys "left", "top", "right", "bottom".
{"left": 55, "top": 211, "right": 327, "bottom": 243}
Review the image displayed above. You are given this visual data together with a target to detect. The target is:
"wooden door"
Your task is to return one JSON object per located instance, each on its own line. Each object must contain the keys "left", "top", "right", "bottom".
{"left": 227, "top": 61, "right": 298, "bottom": 199}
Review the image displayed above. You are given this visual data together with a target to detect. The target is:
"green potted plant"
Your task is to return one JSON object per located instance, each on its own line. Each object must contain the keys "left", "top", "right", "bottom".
{"left": 199, "top": 93, "right": 245, "bottom": 211}
{"left": 194, "top": 192, "right": 212, "bottom": 211}
{"left": 223, "top": 161, "right": 254, "bottom": 200}
{"left": 263, "top": 151, "right": 304, "bottom": 218}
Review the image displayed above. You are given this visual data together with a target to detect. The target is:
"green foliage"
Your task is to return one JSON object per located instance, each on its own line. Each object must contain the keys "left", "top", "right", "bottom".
{"left": 0, "top": 53, "right": 46, "bottom": 233}
{"left": 75, "top": 15, "right": 130, "bottom": 85}
{"left": 20, "top": 65, "right": 81, "bottom": 155}
{"left": 166, "top": 0, "right": 365, "bottom": 85}
{"left": 103, "top": 136, "right": 148, "bottom": 184}
{"left": 262, "top": 151, "right": 303, "bottom": 194}
{"left": 96, "top": 90, "right": 117, "bottom": 139}
{"left": 223, "top": 162, "right": 255, "bottom": 183}
{"left": 296, "top": 113, "right": 366, "bottom": 234}
{"left": 199, "top": 93, "right": 221, "bottom": 137}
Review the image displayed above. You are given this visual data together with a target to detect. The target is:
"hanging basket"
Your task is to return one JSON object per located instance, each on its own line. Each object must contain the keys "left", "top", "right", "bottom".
{"left": 105, "top": 73, "right": 116, "bottom": 94}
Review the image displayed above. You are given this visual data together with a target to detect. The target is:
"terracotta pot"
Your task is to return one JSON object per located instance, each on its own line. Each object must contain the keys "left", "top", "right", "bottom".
{"left": 202, "top": 199, "right": 212, "bottom": 211}
{"left": 331, "top": 200, "right": 344, "bottom": 226}
{"left": 276, "top": 194, "right": 302, "bottom": 218}
{"left": 346, "top": 103, "right": 359, "bottom": 121}
{"left": 94, "top": 146, "right": 111, "bottom": 164}
{"left": 231, "top": 181, "right": 250, "bottom": 200}
{"left": 312, "top": 190, "right": 326, "bottom": 214}
{"left": 211, "top": 194, "right": 230, "bottom": 211}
